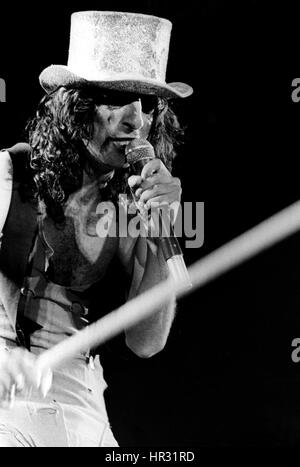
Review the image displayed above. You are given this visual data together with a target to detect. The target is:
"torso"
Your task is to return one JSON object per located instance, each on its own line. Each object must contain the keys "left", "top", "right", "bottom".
{"left": 42, "top": 179, "right": 119, "bottom": 289}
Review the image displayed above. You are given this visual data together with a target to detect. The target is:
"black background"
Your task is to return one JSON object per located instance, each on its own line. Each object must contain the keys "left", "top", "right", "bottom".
{"left": 2, "top": 0, "right": 300, "bottom": 447}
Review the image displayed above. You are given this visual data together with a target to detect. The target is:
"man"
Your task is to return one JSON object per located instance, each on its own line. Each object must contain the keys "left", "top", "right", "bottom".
{"left": 0, "top": 11, "right": 193, "bottom": 447}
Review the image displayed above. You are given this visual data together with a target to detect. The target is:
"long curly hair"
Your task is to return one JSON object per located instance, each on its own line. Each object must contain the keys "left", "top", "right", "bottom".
{"left": 25, "top": 86, "right": 184, "bottom": 222}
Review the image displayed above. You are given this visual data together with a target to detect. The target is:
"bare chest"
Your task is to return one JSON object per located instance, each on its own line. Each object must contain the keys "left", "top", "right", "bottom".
{"left": 42, "top": 190, "right": 118, "bottom": 287}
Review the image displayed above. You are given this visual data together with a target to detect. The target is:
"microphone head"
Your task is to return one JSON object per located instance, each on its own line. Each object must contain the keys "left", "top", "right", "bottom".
{"left": 125, "top": 138, "right": 155, "bottom": 164}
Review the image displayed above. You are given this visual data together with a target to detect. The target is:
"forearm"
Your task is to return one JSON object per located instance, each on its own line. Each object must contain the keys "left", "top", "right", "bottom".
{"left": 125, "top": 237, "right": 176, "bottom": 358}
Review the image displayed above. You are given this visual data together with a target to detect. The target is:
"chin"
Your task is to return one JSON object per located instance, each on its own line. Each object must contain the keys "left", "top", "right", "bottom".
{"left": 103, "top": 157, "right": 127, "bottom": 170}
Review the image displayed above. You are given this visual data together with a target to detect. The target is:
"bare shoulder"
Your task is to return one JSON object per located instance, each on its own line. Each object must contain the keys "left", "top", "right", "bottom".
{"left": 0, "top": 150, "right": 13, "bottom": 234}
{"left": 0, "top": 150, "right": 13, "bottom": 181}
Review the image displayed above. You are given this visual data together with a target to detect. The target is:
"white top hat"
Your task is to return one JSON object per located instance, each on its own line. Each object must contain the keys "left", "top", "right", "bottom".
{"left": 39, "top": 11, "right": 193, "bottom": 98}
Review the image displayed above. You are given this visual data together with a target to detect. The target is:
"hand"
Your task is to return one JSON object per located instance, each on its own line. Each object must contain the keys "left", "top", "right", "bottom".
{"left": 128, "top": 159, "right": 182, "bottom": 223}
{"left": 0, "top": 347, "right": 52, "bottom": 408}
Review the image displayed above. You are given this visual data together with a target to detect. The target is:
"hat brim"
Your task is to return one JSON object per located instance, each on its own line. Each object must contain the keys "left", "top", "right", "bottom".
{"left": 39, "top": 65, "right": 193, "bottom": 99}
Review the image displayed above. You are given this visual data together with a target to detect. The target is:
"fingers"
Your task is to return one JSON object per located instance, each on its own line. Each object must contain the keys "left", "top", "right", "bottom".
{"left": 136, "top": 174, "right": 174, "bottom": 198}
{"left": 127, "top": 159, "right": 171, "bottom": 191}
{"left": 128, "top": 160, "right": 181, "bottom": 205}
{"left": 128, "top": 175, "right": 143, "bottom": 190}
{"left": 140, "top": 159, "right": 170, "bottom": 179}
{"left": 0, "top": 369, "right": 13, "bottom": 398}
{"left": 4, "top": 355, "right": 25, "bottom": 392}
{"left": 139, "top": 186, "right": 175, "bottom": 208}
{"left": 140, "top": 178, "right": 181, "bottom": 207}
{"left": 0, "top": 348, "right": 53, "bottom": 407}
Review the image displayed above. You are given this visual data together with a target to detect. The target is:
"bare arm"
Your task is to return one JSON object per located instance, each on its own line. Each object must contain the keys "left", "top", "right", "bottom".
{"left": 0, "top": 151, "right": 54, "bottom": 405}
{"left": 119, "top": 235, "right": 176, "bottom": 358}
{"left": 0, "top": 151, "right": 13, "bottom": 236}
{"left": 118, "top": 158, "right": 181, "bottom": 358}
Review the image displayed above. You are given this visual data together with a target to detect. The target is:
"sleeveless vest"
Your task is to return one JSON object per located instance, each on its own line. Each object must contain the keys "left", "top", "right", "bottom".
{"left": 0, "top": 143, "right": 38, "bottom": 331}
{"left": 0, "top": 143, "right": 128, "bottom": 343}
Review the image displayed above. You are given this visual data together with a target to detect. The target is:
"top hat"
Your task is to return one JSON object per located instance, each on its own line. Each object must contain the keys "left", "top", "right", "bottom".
{"left": 39, "top": 11, "right": 193, "bottom": 99}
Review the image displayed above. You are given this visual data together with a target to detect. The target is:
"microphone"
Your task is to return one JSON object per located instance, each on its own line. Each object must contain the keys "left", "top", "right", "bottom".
{"left": 125, "top": 138, "right": 192, "bottom": 287}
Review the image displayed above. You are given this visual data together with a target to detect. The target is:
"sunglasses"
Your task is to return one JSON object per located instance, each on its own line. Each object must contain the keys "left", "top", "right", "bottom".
{"left": 94, "top": 91, "right": 159, "bottom": 114}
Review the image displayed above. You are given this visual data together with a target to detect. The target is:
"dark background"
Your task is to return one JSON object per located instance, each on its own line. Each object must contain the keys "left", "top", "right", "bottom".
{"left": 2, "top": 0, "right": 300, "bottom": 447}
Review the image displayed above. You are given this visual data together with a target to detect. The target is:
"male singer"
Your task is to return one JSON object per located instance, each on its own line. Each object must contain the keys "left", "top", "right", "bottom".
{"left": 0, "top": 11, "right": 193, "bottom": 447}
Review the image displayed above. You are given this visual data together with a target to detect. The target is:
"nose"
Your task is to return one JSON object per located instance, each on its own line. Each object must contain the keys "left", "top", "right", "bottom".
{"left": 121, "top": 100, "right": 143, "bottom": 131}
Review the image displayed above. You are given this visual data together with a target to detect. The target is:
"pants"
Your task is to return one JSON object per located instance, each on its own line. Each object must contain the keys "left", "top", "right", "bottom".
{"left": 0, "top": 400, "right": 118, "bottom": 447}
{"left": 0, "top": 271, "right": 119, "bottom": 447}
{"left": 0, "top": 349, "right": 119, "bottom": 447}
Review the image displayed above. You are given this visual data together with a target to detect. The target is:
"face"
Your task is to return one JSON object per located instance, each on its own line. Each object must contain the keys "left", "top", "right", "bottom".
{"left": 85, "top": 92, "right": 158, "bottom": 172}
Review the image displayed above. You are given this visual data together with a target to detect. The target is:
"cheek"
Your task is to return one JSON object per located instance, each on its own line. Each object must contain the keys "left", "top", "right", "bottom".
{"left": 93, "top": 123, "right": 104, "bottom": 144}
{"left": 140, "top": 115, "right": 153, "bottom": 138}
{"left": 92, "top": 114, "right": 109, "bottom": 145}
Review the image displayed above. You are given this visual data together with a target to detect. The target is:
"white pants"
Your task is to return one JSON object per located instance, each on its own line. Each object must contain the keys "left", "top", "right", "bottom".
{"left": 0, "top": 400, "right": 118, "bottom": 447}
{"left": 0, "top": 352, "right": 119, "bottom": 447}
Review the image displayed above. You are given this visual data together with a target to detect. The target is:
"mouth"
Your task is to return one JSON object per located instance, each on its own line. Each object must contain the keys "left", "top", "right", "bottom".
{"left": 110, "top": 138, "right": 135, "bottom": 147}
{"left": 103, "top": 139, "right": 132, "bottom": 168}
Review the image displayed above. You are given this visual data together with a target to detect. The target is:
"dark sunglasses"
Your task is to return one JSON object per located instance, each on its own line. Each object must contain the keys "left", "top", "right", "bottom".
{"left": 94, "top": 91, "right": 159, "bottom": 114}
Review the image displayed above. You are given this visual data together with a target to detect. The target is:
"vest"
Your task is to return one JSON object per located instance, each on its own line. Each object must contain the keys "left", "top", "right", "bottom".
{"left": 0, "top": 143, "right": 128, "bottom": 342}
{"left": 0, "top": 143, "right": 38, "bottom": 331}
